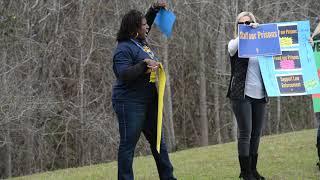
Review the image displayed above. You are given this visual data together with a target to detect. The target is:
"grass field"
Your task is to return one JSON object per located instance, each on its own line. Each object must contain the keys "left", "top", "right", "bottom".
{"left": 13, "top": 129, "right": 320, "bottom": 179}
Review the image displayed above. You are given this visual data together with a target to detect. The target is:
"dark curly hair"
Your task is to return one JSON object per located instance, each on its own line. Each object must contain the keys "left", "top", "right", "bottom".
{"left": 116, "top": 10, "right": 144, "bottom": 42}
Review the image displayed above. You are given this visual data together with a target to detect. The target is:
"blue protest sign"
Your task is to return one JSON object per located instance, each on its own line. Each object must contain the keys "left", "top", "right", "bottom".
{"left": 238, "top": 24, "right": 281, "bottom": 57}
{"left": 259, "top": 21, "right": 320, "bottom": 96}
{"left": 154, "top": 9, "right": 176, "bottom": 37}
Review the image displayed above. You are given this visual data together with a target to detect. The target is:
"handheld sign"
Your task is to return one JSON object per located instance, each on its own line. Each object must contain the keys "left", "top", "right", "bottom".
{"left": 238, "top": 23, "right": 281, "bottom": 57}
{"left": 154, "top": 9, "right": 176, "bottom": 37}
{"left": 258, "top": 21, "right": 320, "bottom": 97}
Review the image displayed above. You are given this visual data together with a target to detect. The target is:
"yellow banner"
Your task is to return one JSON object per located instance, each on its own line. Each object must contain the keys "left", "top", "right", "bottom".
{"left": 150, "top": 64, "right": 166, "bottom": 153}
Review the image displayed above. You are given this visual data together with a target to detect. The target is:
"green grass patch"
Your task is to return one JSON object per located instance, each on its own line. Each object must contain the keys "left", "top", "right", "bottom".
{"left": 13, "top": 129, "right": 320, "bottom": 179}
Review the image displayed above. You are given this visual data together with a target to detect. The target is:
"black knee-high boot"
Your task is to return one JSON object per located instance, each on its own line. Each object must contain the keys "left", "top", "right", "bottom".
{"left": 239, "top": 156, "right": 256, "bottom": 180}
{"left": 250, "top": 154, "right": 265, "bottom": 180}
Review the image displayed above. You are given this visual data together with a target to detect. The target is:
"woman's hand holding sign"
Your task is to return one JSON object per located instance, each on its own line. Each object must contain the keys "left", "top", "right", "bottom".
{"left": 249, "top": 22, "right": 259, "bottom": 28}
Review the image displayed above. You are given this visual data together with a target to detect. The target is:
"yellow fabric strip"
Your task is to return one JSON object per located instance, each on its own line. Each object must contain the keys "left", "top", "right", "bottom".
{"left": 149, "top": 64, "right": 166, "bottom": 153}
{"left": 150, "top": 71, "right": 156, "bottom": 83}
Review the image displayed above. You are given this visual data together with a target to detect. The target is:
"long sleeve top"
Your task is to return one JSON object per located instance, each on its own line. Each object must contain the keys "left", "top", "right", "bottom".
{"left": 112, "top": 6, "right": 160, "bottom": 103}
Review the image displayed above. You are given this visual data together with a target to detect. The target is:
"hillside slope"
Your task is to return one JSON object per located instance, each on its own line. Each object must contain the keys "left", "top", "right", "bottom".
{"left": 13, "top": 129, "right": 320, "bottom": 179}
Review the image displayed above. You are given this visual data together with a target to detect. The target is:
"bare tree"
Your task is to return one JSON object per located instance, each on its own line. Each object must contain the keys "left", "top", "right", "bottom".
{"left": 198, "top": 0, "right": 208, "bottom": 146}
{"left": 161, "top": 35, "right": 176, "bottom": 151}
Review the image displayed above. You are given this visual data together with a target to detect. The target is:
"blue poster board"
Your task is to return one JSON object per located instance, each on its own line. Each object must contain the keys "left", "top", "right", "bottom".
{"left": 154, "top": 9, "right": 176, "bottom": 38}
{"left": 238, "top": 24, "right": 281, "bottom": 57}
{"left": 259, "top": 21, "right": 320, "bottom": 96}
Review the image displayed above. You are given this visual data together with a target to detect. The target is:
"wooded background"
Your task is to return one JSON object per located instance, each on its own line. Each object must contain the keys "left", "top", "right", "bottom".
{"left": 0, "top": 0, "right": 319, "bottom": 178}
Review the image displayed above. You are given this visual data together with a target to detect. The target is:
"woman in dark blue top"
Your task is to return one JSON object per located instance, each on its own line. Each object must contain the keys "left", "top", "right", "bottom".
{"left": 112, "top": 2, "right": 176, "bottom": 180}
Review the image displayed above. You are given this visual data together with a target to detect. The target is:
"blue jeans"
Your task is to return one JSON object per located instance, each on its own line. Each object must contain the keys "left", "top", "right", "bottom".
{"left": 231, "top": 96, "right": 267, "bottom": 156}
{"left": 113, "top": 100, "right": 176, "bottom": 180}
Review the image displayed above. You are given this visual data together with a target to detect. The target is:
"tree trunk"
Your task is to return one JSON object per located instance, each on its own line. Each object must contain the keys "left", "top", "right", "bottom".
{"left": 213, "top": 83, "right": 221, "bottom": 144}
{"left": 276, "top": 97, "right": 281, "bottom": 133}
{"left": 267, "top": 106, "right": 272, "bottom": 134}
{"left": 26, "top": 3, "right": 35, "bottom": 174}
{"left": 79, "top": 0, "right": 86, "bottom": 165}
{"left": 3, "top": 51, "right": 12, "bottom": 178}
{"left": 199, "top": 2, "right": 208, "bottom": 146}
{"left": 161, "top": 36, "right": 176, "bottom": 151}
{"left": 213, "top": 8, "right": 228, "bottom": 143}
{"left": 182, "top": 37, "right": 187, "bottom": 147}
{"left": 231, "top": 0, "right": 239, "bottom": 142}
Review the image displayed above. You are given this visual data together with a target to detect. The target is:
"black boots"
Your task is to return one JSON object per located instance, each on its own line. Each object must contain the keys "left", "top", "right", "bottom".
{"left": 250, "top": 154, "right": 265, "bottom": 180}
{"left": 238, "top": 155, "right": 265, "bottom": 180}
{"left": 238, "top": 156, "right": 255, "bottom": 180}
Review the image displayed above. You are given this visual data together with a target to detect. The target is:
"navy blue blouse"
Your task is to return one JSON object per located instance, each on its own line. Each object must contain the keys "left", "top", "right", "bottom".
{"left": 112, "top": 39, "right": 157, "bottom": 103}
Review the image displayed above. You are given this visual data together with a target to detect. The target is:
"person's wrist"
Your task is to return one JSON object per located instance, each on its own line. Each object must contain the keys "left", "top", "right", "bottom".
{"left": 152, "top": 2, "right": 166, "bottom": 11}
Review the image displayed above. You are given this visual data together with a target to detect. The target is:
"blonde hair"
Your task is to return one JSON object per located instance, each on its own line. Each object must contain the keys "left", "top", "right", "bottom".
{"left": 312, "top": 22, "right": 320, "bottom": 38}
{"left": 233, "top": 12, "right": 257, "bottom": 38}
